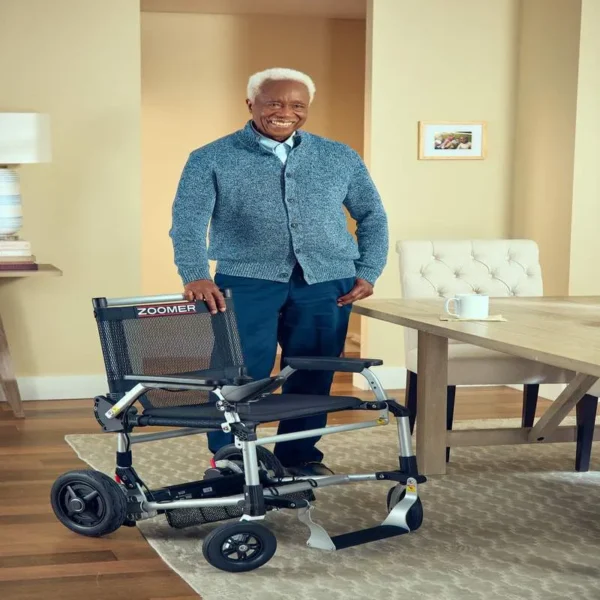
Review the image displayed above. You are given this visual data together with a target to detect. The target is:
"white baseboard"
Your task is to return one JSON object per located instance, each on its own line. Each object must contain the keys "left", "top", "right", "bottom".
{"left": 4, "top": 374, "right": 568, "bottom": 403}
{"left": 353, "top": 367, "right": 407, "bottom": 391}
{"left": 13, "top": 375, "right": 107, "bottom": 401}
{"left": 353, "top": 369, "right": 567, "bottom": 402}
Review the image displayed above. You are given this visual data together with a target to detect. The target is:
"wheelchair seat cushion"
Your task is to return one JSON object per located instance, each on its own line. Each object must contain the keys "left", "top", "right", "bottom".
{"left": 142, "top": 393, "right": 365, "bottom": 423}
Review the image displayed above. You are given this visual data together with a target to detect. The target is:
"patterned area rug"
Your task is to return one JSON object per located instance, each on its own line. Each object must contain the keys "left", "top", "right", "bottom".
{"left": 65, "top": 419, "right": 600, "bottom": 600}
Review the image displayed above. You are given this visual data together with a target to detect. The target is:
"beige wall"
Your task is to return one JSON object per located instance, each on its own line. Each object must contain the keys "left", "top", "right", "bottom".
{"left": 141, "top": 12, "right": 365, "bottom": 343}
{"left": 511, "top": 0, "right": 600, "bottom": 298}
{"left": 141, "top": 12, "right": 365, "bottom": 296}
{"left": 4, "top": 0, "right": 597, "bottom": 398}
{"left": 329, "top": 20, "right": 366, "bottom": 156}
{"left": 568, "top": 0, "right": 600, "bottom": 296}
{"left": 511, "top": 0, "right": 581, "bottom": 296}
{"left": 362, "top": 0, "right": 520, "bottom": 367}
{"left": 0, "top": 0, "right": 141, "bottom": 388}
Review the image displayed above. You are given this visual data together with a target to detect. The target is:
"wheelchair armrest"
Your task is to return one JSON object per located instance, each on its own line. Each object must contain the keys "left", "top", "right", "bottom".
{"left": 221, "top": 375, "right": 284, "bottom": 402}
{"left": 124, "top": 366, "right": 252, "bottom": 387}
{"left": 283, "top": 357, "right": 383, "bottom": 373}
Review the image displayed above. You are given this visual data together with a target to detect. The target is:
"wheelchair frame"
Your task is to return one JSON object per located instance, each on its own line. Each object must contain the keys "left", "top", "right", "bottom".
{"left": 52, "top": 292, "right": 427, "bottom": 571}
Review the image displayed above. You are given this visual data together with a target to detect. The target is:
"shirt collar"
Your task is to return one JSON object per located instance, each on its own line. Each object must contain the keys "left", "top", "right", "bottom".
{"left": 250, "top": 121, "right": 296, "bottom": 150}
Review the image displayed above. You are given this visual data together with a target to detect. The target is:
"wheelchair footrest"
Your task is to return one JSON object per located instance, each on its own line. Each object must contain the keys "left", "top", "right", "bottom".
{"left": 331, "top": 525, "right": 408, "bottom": 550}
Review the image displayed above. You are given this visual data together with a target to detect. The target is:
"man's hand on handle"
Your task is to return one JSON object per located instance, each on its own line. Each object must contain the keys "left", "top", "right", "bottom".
{"left": 184, "top": 279, "right": 227, "bottom": 315}
{"left": 337, "top": 278, "right": 374, "bottom": 307}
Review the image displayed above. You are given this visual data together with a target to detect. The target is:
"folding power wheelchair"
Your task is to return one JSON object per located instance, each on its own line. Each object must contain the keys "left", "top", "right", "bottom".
{"left": 50, "top": 291, "right": 426, "bottom": 572}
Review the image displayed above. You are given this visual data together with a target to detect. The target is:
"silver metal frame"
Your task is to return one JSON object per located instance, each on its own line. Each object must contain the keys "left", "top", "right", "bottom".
{"left": 101, "top": 292, "right": 420, "bottom": 546}
{"left": 130, "top": 428, "right": 211, "bottom": 445}
{"left": 143, "top": 471, "right": 387, "bottom": 512}
{"left": 114, "top": 365, "right": 416, "bottom": 521}
{"left": 106, "top": 364, "right": 390, "bottom": 444}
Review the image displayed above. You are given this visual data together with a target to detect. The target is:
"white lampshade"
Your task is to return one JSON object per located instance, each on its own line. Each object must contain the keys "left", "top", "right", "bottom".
{"left": 0, "top": 113, "right": 51, "bottom": 165}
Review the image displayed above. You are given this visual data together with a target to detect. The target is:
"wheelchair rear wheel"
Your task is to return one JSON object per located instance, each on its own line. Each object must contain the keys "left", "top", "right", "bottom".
{"left": 202, "top": 521, "right": 277, "bottom": 572}
{"left": 50, "top": 469, "right": 127, "bottom": 537}
{"left": 213, "top": 444, "right": 286, "bottom": 479}
{"left": 212, "top": 443, "right": 317, "bottom": 508}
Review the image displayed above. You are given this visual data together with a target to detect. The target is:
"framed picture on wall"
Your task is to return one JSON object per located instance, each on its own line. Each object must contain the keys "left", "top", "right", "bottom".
{"left": 418, "top": 121, "right": 487, "bottom": 160}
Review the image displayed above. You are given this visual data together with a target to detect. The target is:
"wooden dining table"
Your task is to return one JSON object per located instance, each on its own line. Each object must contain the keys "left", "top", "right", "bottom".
{"left": 353, "top": 296, "right": 600, "bottom": 475}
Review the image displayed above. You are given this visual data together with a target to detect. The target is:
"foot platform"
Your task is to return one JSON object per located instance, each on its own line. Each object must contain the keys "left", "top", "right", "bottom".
{"left": 297, "top": 478, "right": 422, "bottom": 551}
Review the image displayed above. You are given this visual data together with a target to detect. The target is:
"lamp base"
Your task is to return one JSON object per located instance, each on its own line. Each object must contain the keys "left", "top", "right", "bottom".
{"left": 0, "top": 166, "right": 23, "bottom": 237}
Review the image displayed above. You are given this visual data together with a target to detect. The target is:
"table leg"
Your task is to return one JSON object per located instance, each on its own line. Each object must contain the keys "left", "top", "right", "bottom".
{"left": 416, "top": 331, "right": 448, "bottom": 475}
{"left": 528, "top": 372, "right": 598, "bottom": 442}
{"left": 0, "top": 311, "right": 25, "bottom": 418}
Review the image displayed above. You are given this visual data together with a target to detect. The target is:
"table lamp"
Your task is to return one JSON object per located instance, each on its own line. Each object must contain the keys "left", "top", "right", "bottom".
{"left": 0, "top": 112, "right": 52, "bottom": 239}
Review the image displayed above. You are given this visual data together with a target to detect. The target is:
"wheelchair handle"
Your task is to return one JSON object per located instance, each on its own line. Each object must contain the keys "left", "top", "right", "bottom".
{"left": 102, "top": 289, "right": 232, "bottom": 308}
{"left": 103, "top": 293, "right": 185, "bottom": 307}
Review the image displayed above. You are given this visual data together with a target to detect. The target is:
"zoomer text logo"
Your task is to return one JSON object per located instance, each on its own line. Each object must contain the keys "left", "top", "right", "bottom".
{"left": 136, "top": 303, "right": 197, "bottom": 317}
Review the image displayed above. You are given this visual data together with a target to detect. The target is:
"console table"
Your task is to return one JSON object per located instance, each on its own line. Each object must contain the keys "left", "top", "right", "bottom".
{"left": 0, "top": 264, "right": 62, "bottom": 417}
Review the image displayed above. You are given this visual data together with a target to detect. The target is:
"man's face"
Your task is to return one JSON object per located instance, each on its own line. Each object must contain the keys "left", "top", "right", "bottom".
{"left": 246, "top": 79, "right": 310, "bottom": 141}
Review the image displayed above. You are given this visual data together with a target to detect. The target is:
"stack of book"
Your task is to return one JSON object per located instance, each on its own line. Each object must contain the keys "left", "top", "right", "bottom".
{"left": 0, "top": 238, "right": 38, "bottom": 271}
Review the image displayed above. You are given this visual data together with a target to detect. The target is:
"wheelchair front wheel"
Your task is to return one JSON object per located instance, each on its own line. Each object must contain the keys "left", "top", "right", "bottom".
{"left": 50, "top": 469, "right": 127, "bottom": 537}
{"left": 202, "top": 521, "right": 277, "bottom": 572}
{"left": 387, "top": 485, "right": 424, "bottom": 531}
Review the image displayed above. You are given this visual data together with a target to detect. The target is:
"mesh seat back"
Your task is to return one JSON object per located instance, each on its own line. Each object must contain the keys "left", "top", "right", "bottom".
{"left": 93, "top": 296, "right": 245, "bottom": 408}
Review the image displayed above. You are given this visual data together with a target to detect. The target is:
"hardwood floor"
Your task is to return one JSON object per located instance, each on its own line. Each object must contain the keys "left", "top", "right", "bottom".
{"left": 0, "top": 385, "right": 552, "bottom": 600}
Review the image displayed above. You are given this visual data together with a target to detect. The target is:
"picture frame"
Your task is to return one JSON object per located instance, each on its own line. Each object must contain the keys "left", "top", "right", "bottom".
{"left": 418, "top": 121, "right": 487, "bottom": 160}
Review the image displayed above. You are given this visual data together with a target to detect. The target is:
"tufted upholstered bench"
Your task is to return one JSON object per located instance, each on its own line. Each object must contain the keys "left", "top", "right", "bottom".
{"left": 396, "top": 240, "right": 597, "bottom": 470}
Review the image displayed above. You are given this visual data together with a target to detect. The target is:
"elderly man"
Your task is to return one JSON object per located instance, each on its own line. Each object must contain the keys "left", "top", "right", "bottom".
{"left": 170, "top": 67, "right": 388, "bottom": 476}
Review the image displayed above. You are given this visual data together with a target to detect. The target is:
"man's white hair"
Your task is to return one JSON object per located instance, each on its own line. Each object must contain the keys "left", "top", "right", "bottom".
{"left": 247, "top": 68, "right": 316, "bottom": 104}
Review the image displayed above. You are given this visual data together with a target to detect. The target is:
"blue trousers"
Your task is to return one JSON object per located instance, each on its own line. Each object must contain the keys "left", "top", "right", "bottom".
{"left": 208, "top": 265, "right": 354, "bottom": 467}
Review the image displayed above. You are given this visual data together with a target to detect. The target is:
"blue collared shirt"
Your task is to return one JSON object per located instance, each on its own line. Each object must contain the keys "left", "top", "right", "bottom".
{"left": 252, "top": 124, "right": 295, "bottom": 164}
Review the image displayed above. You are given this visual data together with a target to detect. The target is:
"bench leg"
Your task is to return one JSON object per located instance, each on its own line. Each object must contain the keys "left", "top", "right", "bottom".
{"left": 406, "top": 371, "right": 417, "bottom": 433}
{"left": 576, "top": 394, "right": 597, "bottom": 472}
{"left": 446, "top": 386, "right": 456, "bottom": 463}
{"left": 522, "top": 384, "right": 539, "bottom": 428}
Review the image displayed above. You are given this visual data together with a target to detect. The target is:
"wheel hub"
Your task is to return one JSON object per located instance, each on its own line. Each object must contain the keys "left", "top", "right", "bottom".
{"left": 221, "top": 533, "right": 261, "bottom": 561}
{"left": 69, "top": 498, "right": 85, "bottom": 513}
{"left": 59, "top": 481, "right": 105, "bottom": 527}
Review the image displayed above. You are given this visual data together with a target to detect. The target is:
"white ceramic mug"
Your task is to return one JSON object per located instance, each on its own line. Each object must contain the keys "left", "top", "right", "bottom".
{"left": 444, "top": 294, "right": 489, "bottom": 319}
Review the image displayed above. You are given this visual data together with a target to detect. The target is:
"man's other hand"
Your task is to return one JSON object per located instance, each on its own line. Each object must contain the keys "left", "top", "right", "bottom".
{"left": 184, "top": 279, "right": 227, "bottom": 315}
{"left": 337, "top": 278, "right": 374, "bottom": 307}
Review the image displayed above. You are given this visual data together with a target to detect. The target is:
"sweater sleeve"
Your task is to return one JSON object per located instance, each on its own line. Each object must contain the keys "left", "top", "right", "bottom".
{"left": 169, "top": 151, "right": 217, "bottom": 285}
{"left": 343, "top": 152, "right": 389, "bottom": 285}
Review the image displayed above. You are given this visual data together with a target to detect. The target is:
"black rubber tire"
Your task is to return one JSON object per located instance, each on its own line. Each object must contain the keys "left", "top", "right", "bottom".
{"left": 202, "top": 521, "right": 277, "bottom": 572}
{"left": 386, "top": 485, "right": 424, "bottom": 531}
{"left": 386, "top": 485, "right": 399, "bottom": 512}
{"left": 50, "top": 470, "right": 127, "bottom": 537}
{"left": 213, "top": 444, "right": 286, "bottom": 479}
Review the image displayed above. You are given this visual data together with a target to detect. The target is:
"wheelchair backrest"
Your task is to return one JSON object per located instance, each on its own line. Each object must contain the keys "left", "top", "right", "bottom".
{"left": 91, "top": 292, "right": 245, "bottom": 408}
